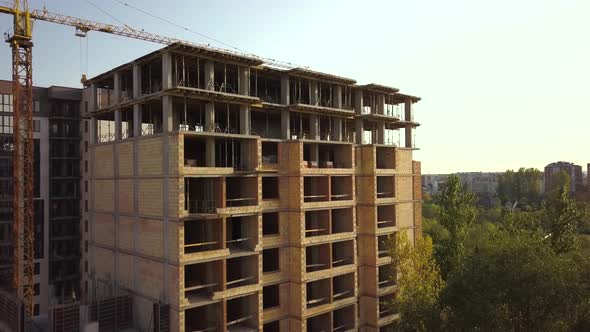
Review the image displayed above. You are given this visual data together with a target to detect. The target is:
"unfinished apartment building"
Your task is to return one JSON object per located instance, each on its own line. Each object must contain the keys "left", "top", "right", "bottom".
{"left": 83, "top": 42, "right": 421, "bottom": 332}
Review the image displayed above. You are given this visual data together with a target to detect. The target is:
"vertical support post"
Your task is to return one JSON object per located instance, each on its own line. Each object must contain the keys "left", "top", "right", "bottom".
{"left": 114, "top": 109, "right": 122, "bottom": 140}
{"left": 89, "top": 83, "right": 98, "bottom": 113}
{"left": 205, "top": 102, "right": 215, "bottom": 132}
{"left": 162, "top": 52, "right": 173, "bottom": 90}
{"left": 310, "top": 115, "right": 319, "bottom": 140}
{"left": 239, "top": 105, "right": 250, "bottom": 135}
{"left": 334, "top": 85, "right": 342, "bottom": 109}
{"left": 377, "top": 95, "right": 385, "bottom": 115}
{"left": 333, "top": 117, "right": 343, "bottom": 141}
{"left": 133, "top": 104, "right": 141, "bottom": 137}
{"left": 239, "top": 67, "right": 250, "bottom": 95}
{"left": 310, "top": 81, "right": 319, "bottom": 106}
{"left": 206, "top": 138, "right": 215, "bottom": 167}
{"left": 354, "top": 89, "right": 364, "bottom": 144}
{"left": 113, "top": 72, "right": 121, "bottom": 104}
{"left": 204, "top": 60, "right": 215, "bottom": 91}
{"left": 281, "top": 109, "right": 290, "bottom": 139}
{"left": 376, "top": 122, "right": 385, "bottom": 144}
{"left": 404, "top": 99, "right": 413, "bottom": 148}
{"left": 281, "top": 74, "right": 290, "bottom": 105}
{"left": 90, "top": 117, "right": 98, "bottom": 144}
{"left": 162, "top": 96, "right": 173, "bottom": 132}
{"left": 132, "top": 63, "right": 141, "bottom": 98}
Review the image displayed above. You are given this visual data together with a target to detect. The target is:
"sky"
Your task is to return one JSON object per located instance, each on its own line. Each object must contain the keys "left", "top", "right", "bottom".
{"left": 0, "top": 0, "right": 588, "bottom": 174}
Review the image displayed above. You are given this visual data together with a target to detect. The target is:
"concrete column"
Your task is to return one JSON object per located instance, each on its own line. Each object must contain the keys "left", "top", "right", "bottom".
{"left": 310, "top": 144, "right": 319, "bottom": 163}
{"left": 377, "top": 95, "right": 385, "bottom": 115}
{"left": 404, "top": 99, "right": 413, "bottom": 148}
{"left": 281, "top": 109, "right": 290, "bottom": 139}
{"left": 113, "top": 72, "right": 121, "bottom": 104}
{"left": 205, "top": 102, "right": 215, "bottom": 132}
{"left": 162, "top": 52, "right": 173, "bottom": 90}
{"left": 114, "top": 109, "right": 122, "bottom": 140}
{"left": 310, "top": 81, "right": 319, "bottom": 106}
{"left": 90, "top": 117, "right": 98, "bottom": 144}
{"left": 132, "top": 63, "right": 141, "bottom": 98}
{"left": 355, "top": 118, "right": 364, "bottom": 144}
{"left": 280, "top": 74, "right": 290, "bottom": 105}
{"left": 354, "top": 89, "right": 363, "bottom": 114}
{"left": 206, "top": 138, "right": 215, "bottom": 167}
{"left": 133, "top": 104, "right": 141, "bottom": 137}
{"left": 310, "top": 115, "right": 319, "bottom": 140}
{"left": 162, "top": 95, "right": 173, "bottom": 132}
{"left": 239, "top": 67, "right": 250, "bottom": 95}
{"left": 376, "top": 122, "right": 385, "bottom": 144}
{"left": 239, "top": 105, "right": 250, "bottom": 135}
{"left": 334, "top": 85, "right": 342, "bottom": 109}
{"left": 89, "top": 83, "right": 97, "bottom": 114}
{"left": 204, "top": 60, "right": 215, "bottom": 91}
{"left": 333, "top": 117, "right": 343, "bottom": 141}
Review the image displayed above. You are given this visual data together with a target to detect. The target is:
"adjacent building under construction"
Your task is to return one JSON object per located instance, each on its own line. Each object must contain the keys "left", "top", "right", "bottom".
{"left": 82, "top": 42, "right": 422, "bottom": 331}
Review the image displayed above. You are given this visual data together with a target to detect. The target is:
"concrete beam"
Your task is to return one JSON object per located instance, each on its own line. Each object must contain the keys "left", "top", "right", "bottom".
{"left": 204, "top": 60, "right": 215, "bottom": 91}
{"left": 162, "top": 52, "right": 173, "bottom": 90}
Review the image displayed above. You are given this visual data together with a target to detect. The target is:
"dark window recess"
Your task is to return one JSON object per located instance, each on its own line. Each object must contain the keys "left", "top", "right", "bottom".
{"left": 84, "top": 141, "right": 88, "bottom": 152}
{"left": 34, "top": 283, "right": 40, "bottom": 296}
{"left": 85, "top": 241, "right": 88, "bottom": 253}
{"left": 85, "top": 220, "right": 88, "bottom": 233}
{"left": 263, "top": 248, "right": 279, "bottom": 273}
{"left": 84, "top": 260, "right": 88, "bottom": 273}
{"left": 34, "top": 304, "right": 39, "bottom": 316}
{"left": 84, "top": 120, "right": 88, "bottom": 132}
{"left": 262, "top": 177, "right": 279, "bottom": 199}
{"left": 262, "top": 212, "right": 279, "bottom": 236}
{"left": 84, "top": 200, "right": 88, "bottom": 212}
{"left": 84, "top": 181, "right": 88, "bottom": 193}
{"left": 84, "top": 160, "right": 88, "bottom": 172}
{"left": 34, "top": 263, "right": 40, "bottom": 275}
{"left": 263, "top": 320, "right": 280, "bottom": 332}
{"left": 263, "top": 284, "right": 280, "bottom": 309}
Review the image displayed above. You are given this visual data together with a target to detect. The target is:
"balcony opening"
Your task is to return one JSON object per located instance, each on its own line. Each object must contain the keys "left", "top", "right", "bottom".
{"left": 304, "top": 176, "right": 329, "bottom": 203}
{"left": 331, "top": 208, "right": 353, "bottom": 234}
{"left": 289, "top": 78, "right": 311, "bottom": 105}
{"left": 263, "top": 284, "right": 280, "bottom": 310}
{"left": 212, "top": 62, "right": 239, "bottom": 94}
{"left": 252, "top": 111, "right": 281, "bottom": 139}
{"left": 185, "top": 177, "right": 222, "bottom": 214}
{"left": 377, "top": 205, "right": 396, "bottom": 228}
{"left": 263, "top": 320, "right": 280, "bottom": 332}
{"left": 263, "top": 248, "right": 279, "bottom": 274}
{"left": 262, "top": 212, "right": 279, "bottom": 237}
{"left": 183, "top": 136, "right": 207, "bottom": 167}
{"left": 184, "top": 219, "right": 222, "bottom": 254}
{"left": 214, "top": 103, "right": 241, "bottom": 134}
{"left": 262, "top": 176, "right": 279, "bottom": 200}
{"left": 305, "top": 210, "right": 329, "bottom": 238}
{"left": 306, "top": 244, "right": 330, "bottom": 273}
{"left": 250, "top": 69, "right": 281, "bottom": 103}
{"left": 380, "top": 324, "right": 395, "bottom": 332}
{"left": 332, "top": 240, "right": 354, "bottom": 267}
{"left": 318, "top": 144, "right": 352, "bottom": 168}
{"left": 379, "top": 293, "right": 396, "bottom": 318}
{"left": 331, "top": 176, "right": 352, "bottom": 201}
{"left": 226, "top": 215, "right": 257, "bottom": 252}
{"left": 226, "top": 256, "right": 257, "bottom": 289}
{"left": 378, "top": 235, "right": 390, "bottom": 258}
{"left": 214, "top": 138, "right": 256, "bottom": 170}
{"left": 290, "top": 112, "right": 311, "bottom": 139}
{"left": 377, "top": 176, "right": 395, "bottom": 199}
{"left": 376, "top": 147, "right": 396, "bottom": 169}
{"left": 306, "top": 278, "right": 330, "bottom": 308}
{"left": 185, "top": 303, "right": 222, "bottom": 332}
{"left": 184, "top": 260, "right": 222, "bottom": 301}
{"left": 120, "top": 107, "right": 134, "bottom": 139}
{"left": 379, "top": 263, "right": 396, "bottom": 289}
{"left": 333, "top": 305, "right": 356, "bottom": 331}
{"left": 171, "top": 55, "right": 206, "bottom": 89}
{"left": 226, "top": 294, "right": 258, "bottom": 331}
{"left": 306, "top": 312, "right": 331, "bottom": 332}
{"left": 332, "top": 273, "right": 354, "bottom": 302}
{"left": 96, "top": 76, "right": 114, "bottom": 109}
{"left": 140, "top": 101, "right": 163, "bottom": 136}
{"left": 261, "top": 141, "right": 279, "bottom": 165}
{"left": 141, "top": 58, "right": 162, "bottom": 95}
{"left": 226, "top": 176, "right": 258, "bottom": 207}
{"left": 96, "top": 112, "right": 116, "bottom": 142}
{"left": 119, "top": 68, "right": 133, "bottom": 102}
{"left": 318, "top": 83, "right": 337, "bottom": 108}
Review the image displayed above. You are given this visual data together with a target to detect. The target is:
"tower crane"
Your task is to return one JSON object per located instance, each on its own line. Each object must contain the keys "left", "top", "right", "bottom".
{"left": 0, "top": 0, "right": 293, "bottom": 320}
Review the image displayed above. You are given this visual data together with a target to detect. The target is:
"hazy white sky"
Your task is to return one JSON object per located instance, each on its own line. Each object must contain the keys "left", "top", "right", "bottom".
{"left": 0, "top": 0, "right": 588, "bottom": 173}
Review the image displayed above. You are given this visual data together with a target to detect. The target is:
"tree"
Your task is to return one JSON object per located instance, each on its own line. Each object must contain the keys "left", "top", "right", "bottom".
{"left": 387, "top": 232, "right": 444, "bottom": 331}
{"left": 497, "top": 168, "right": 542, "bottom": 206}
{"left": 546, "top": 169, "right": 571, "bottom": 196}
{"left": 442, "top": 231, "right": 590, "bottom": 331}
{"left": 433, "top": 175, "right": 477, "bottom": 278}
{"left": 542, "top": 188, "right": 583, "bottom": 254}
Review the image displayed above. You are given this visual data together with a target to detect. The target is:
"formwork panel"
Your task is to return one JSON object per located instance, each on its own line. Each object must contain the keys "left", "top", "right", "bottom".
{"left": 137, "top": 218, "right": 164, "bottom": 258}
{"left": 117, "top": 141, "right": 134, "bottom": 176}
{"left": 139, "top": 179, "right": 164, "bottom": 216}
{"left": 94, "top": 179, "right": 115, "bottom": 211}
{"left": 93, "top": 144, "right": 114, "bottom": 177}
{"left": 138, "top": 137, "right": 164, "bottom": 176}
{"left": 118, "top": 178, "right": 134, "bottom": 214}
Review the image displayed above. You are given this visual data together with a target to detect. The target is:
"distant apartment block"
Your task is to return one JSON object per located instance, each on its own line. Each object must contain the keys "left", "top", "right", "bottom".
{"left": 423, "top": 172, "right": 501, "bottom": 196}
{"left": 544, "top": 161, "right": 583, "bottom": 193}
{"left": 82, "top": 42, "right": 422, "bottom": 331}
